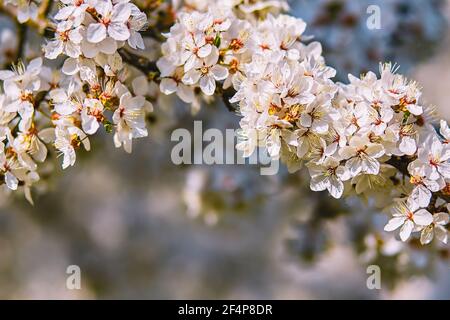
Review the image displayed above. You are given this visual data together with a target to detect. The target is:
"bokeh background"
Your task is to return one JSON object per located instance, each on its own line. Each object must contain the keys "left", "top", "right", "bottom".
{"left": 0, "top": 0, "right": 450, "bottom": 299}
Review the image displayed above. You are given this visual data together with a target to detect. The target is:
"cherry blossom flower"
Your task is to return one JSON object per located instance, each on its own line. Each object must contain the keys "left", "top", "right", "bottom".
{"left": 408, "top": 162, "right": 445, "bottom": 208}
{"left": 44, "top": 21, "right": 83, "bottom": 59}
{"left": 54, "top": 0, "right": 90, "bottom": 25}
{"left": 55, "top": 126, "right": 91, "bottom": 169}
{"left": 413, "top": 137, "right": 450, "bottom": 181}
{"left": 420, "top": 212, "right": 449, "bottom": 245}
{"left": 307, "top": 157, "right": 351, "bottom": 199}
{"left": 339, "top": 136, "right": 385, "bottom": 176}
{"left": 81, "top": 98, "right": 104, "bottom": 135}
{"left": 112, "top": 89, "right": 148, "bottom": 153}
{"left": 86, "top": 1, "right": 132, "bottom": 43}
{"left": 384, "top": 199, "right": 434, "bottom": 241}
{"left": 182, "top": 51, "right": 229, "bottom": 96}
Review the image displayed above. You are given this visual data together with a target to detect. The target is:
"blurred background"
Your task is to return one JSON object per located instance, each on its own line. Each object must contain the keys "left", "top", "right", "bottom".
{"left": 0, "top": 0, "right": 450, "bottom": 299}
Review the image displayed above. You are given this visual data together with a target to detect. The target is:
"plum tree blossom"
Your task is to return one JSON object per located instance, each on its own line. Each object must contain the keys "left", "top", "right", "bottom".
{"left": 420, "top": 212, "right": 449, "bottom": 245}
{"left": 0, "top": 0, "right": 448, "bottom": 250}
{"left": 86, "top": 1, "right": 132, "bottom": 43}
{"left": 4, "top": 0, "right": 40, "bottom": 23}
{"left": 384, "top": 199, "right": 433, "bottom": 242}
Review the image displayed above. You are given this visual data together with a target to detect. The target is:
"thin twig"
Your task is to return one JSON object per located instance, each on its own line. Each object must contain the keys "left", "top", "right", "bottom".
{"left": 39, "top": 0, "right": 54, "bottom": 18}
{"left": 16, "top": 23, "right": 27, "bottom": 61}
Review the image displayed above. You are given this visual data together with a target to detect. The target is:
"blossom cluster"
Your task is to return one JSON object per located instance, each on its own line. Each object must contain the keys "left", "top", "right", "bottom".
{"left": 0, "top": 0, "right": 449, "bottom": 246}
{"left": 172, "top": 0, "right": 288, "bottom": 19}
{"left": 157, "top": 0, "right": 450, "bottom": 245}
{"left": 44, "top": 0, "right": 147, "bottom": 61}
{"left": 234, "top": 44, "right": 450, "bottom": 245}
{"left": 0, "top": 0, "right": 153, "bottom": 203}
{"left": 156, "top": 0, "right": 290, "bottom": 112}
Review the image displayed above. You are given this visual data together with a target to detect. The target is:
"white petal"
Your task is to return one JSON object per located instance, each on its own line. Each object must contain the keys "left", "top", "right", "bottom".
{"left": 99, "top": 37, "right": 118, "bottom": 55}
{"left": 0, "top": 70, "right": 15, "bottom": 80}
{"left": 177, "top": 84, "right": 195, "bottom": 103}
{"left": 182, "top": 70, "right": 201, "bottom": 85}
{"left": 65, "top": 41, "right": 81, "bottom": 58}
{"left": 95, "top": 0, "right": 113, "bottom": 17}
{"left": 87, "top": 23, "right": 107, "bottom": 43}
{"left": 38, "top": 128, "right": 56, "bottom": 144}
{"left": 82, "top": 115, "right": 100, "bottom": 135}
{"left": 434, "top": 212, "right": 450, "bottom": 226}
{"left": 211, "top": 65, "right": 228, "bottom": 81}
{"left": 160, "top": 78, "right": 177, "bottom": 95}
{"left": 112, "top": 3, "right": 131, "bottom": 22}
{"left": 362, "top": 157, "right": 380, "bottom": 175}
{"left": 55, "top": 6, "right": 75, "bottom": 20}
{"left": 108, "top": 23, "right": 130, "bottom": 41}
{"left": 410, "top": 186, "right": 431, "bottom": 208}
{"left": 399, "top": 220, "right": 414, "bottom": 241}
{"left": 399, "top": 137, "right": 417, "bottom": 155}
{"left": 55, "top": 102, "right": 77, "bottom": 116}
{"left": 328, "top": 177, "right": 344, "bottom": 199}
{"left": 310, "top": 175, "right": 328, "bottom": 192}
{"left": 62, "top": 58, "right": 79, "bottom": 75}
{"left": 413, "top": 209, "right": 433, "bottom": 226}
{"left": 197, "top": 44, "right": 212, "bottom": 58}
{"left": 434, "top": 226, "right": 448, "bottom": 244}
{"left": 384, "top": 217, "right": 405, "bottom": 232}
{"left": 199, "top": 75, "right": 216, "bottom": 96}
{"left": 81, "top": 40, "right": 98, "bottom": 58}
{"left": 44, "top": 40, "right": 64, "bottom": 59}
{"left": 5, "top": 172, "right": 18, "bottom": 190}
{"left": 300, "top": 114, "right": 312, "bottom": 127}
{"left": 407, "top": 104, "right": 423, "bottom": 116}
{"left": 420, "top": 226, "right": 434, "bottom": 245}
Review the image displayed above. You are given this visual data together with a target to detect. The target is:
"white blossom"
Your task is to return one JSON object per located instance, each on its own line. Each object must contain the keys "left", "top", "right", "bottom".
{"left": 384, "top": 199, "right": 434, "bottom": 242}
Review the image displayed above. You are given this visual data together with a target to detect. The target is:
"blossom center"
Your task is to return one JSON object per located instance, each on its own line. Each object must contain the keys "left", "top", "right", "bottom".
{"left": 410, "top": 175, "right": 423, "bottom": 186}
{"left": 200, "top": 66, "right": 210, "bottom": 75}
{"left": 230, "top": 38, "right": 244, "bottom": 51}
{"left": 102, "top": 17, "right": 111, "bottom": 27}
{"left": 406, "top": 211, "right": 414, "bottom": 220}
{"left": 356, "top": 146, "right": 368, "bottom": 156}
{"left": 58, "top": 30, "right": 70, "bottom": 42}
{"left": 429, "top": 157, "right": 440, "bottom": 167}
{"left": 326, "top": 167, "right": 337, "bottom": 176}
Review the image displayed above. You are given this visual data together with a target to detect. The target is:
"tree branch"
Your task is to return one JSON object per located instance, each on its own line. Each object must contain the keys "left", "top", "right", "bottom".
{"left": 16, "top": 23, "right": 27, "bottom": 61}
{"left": 39, "top": 0, "right": 54, "bottom": 18}
{"left": 219, "top": 86, "right": 239, "bottom": 113}
{"left": 118, "top": 48, "right": 160, "bottom": 82}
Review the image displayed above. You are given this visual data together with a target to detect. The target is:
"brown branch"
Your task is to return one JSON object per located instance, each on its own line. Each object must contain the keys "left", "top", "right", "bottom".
{"left": 38, "top": 0, "right": 53, "bottom": 18}
{"left": 218, "top": 86, "right": 239, "bottom": 113}
{"left": 16, "top": 23, "right": 27, "bottom": 61}
{"left": 118, "top": 48, "right": 160, "bottom": 82}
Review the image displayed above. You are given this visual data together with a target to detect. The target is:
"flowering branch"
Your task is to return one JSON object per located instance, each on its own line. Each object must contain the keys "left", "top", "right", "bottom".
{"left": 0, "top": 0, "right": 448, "bottom": 248}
